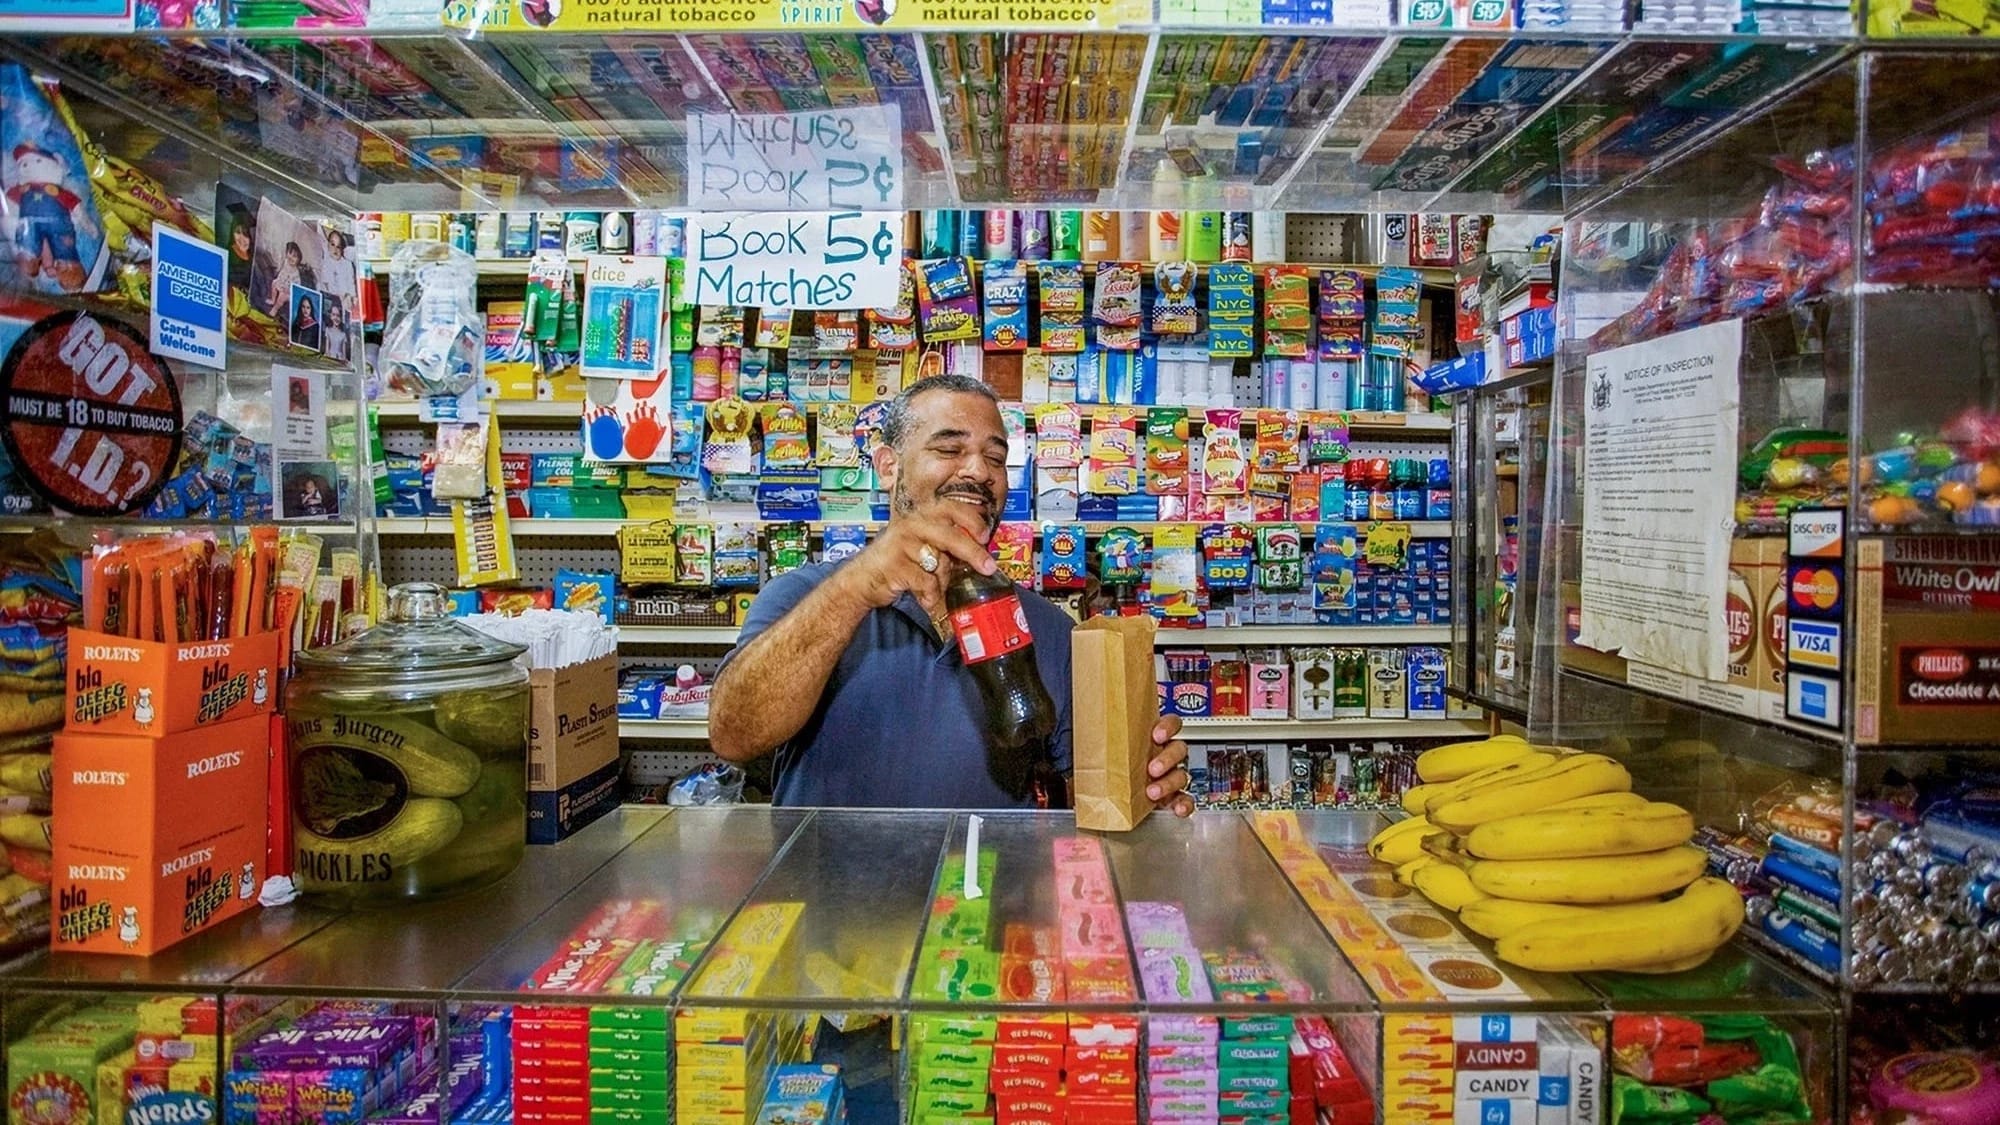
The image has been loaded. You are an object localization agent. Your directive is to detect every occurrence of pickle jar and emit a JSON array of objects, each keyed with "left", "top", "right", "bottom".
[{"left": 285, "top": 582, "right": 528, "bottom": 904}]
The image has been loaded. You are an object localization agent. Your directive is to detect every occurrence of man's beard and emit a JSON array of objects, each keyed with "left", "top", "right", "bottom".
[{"left": 894, "top": 476, "right": 999, "bottom": 539}]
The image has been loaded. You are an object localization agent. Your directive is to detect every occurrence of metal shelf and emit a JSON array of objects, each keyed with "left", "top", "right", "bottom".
[
  {"left": 619, "top": 625, "right": 741, "bottom": 644},
  {"left": 1157, "top": 625, "right": 1450, "bottom": 644},
  {"left": 362, "top": 256, "right": 555, "bottom": 277},
  {"left": 375, "top": 516, "right": 1453, "bottom": 537},
  {"left": 609, "top": 623, "right": 1450, "bottom": 647},
  {"left": 618, "top": 718, "right": 712, "bottom": 740},
  {"left": 1177, "top": 717, "right": 1487, "bottom": 739},
  {"left": 372, "top": 399, "right": 588, "bottom": 422},
  {"left": 368, "top": 398, "right": 1449, "bottom": 432}
]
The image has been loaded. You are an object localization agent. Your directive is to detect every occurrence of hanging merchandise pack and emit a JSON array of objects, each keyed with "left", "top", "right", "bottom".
[{"left": 379, "top": 241, "right": 483, "bottom": 405}]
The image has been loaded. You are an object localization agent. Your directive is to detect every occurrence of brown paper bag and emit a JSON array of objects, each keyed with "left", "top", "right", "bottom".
[{"left": 1071, "top": 613, "right": 1159, "bottom": 832}]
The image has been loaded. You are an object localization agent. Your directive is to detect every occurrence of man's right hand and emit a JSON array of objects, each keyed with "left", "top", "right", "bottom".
[{"left": 830, "top": 507, "right": 999, "bottom": 615}]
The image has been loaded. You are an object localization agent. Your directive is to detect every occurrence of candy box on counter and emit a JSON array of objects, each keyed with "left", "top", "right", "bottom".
[
  {"left": 753, "top": 1064, "right": 844, "bottom": 1125},
  {"left": 64, "top": 627, "right": 281, "bottom": 736},
  {"left": 528, "top": 652, "right": 619, "bottom": 844},
  {"left": 50, "top": 712, "right": 269, "bottom": 955}
]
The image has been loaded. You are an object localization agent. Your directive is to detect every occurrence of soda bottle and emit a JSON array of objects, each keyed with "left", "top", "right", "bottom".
[{"left": 945, "top": 562, "right": 1059, "bottom": 793}]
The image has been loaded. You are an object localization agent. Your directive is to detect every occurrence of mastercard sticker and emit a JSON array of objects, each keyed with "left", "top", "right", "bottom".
[{"left": 1787, "top": 562, "right": 1844, "bottom": 618}]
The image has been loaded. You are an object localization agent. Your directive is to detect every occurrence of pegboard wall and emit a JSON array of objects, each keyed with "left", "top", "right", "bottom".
[
  {"left": 1284, "top": 214, "right": 1363, "bottom": 263},
  {"left": 627, "top": 749, "right": 722, "bottom": 786},
  {"left": 377, "top": 535, "right": 619, "bottom": 587}
]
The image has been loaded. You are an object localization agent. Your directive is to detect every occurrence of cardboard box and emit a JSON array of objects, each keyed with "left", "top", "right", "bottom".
[
  {"left": 1073, "top": 614, "right": 1159, "bottom": 832},
  {"left": 65, "top": 627, "right": 280, "bottom": 736},
  {"left": 529, "top": 652, "right": 621, "bottom": 844},
  {"left": 51, "top": 713, "right": 270, "bottom": 955},
  {"left": 1854, "top": 536, "right": 2000, "bottom": 744},
  {"left": 1557, "top": 582, "right": 1626, "bottom": 682}
]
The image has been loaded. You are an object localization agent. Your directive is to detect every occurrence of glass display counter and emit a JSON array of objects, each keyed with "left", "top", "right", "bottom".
[{"left": 0, "top": 806, "right": 1841, "bottom": 1125}]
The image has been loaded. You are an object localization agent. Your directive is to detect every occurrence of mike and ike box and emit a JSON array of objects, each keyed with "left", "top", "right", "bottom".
[
  {"left": 50, "top": 713, "right": 270, "bottom": 956},
  {"left": 65, "top": 626, "right": 281, "bottom": 737}
]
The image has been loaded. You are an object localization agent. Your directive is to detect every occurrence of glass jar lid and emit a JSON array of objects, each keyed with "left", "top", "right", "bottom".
[{"left": 293, "top": 582, "right": 526, "bottom": 673}]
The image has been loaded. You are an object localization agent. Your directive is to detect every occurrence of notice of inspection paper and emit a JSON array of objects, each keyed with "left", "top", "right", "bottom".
[{"left": 1577, "top": 319, "right": 1742, "bottom": 682}]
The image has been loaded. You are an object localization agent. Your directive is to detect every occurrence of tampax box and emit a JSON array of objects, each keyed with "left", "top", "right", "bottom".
[
  {"left": 65, "top": 626, "right": 281, "bottom": 736},
  {"left": 51, "top": 712, "right": 270, "bottom": 955}
]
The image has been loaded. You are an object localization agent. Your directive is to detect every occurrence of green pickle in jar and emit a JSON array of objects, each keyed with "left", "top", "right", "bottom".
[{"left": 286, "top": 583, "right": 528, "bottom": 904}]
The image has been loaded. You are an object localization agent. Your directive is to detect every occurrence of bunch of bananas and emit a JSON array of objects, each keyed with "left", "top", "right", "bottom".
[{"left": 1370, "top": 736, "right": 1744, "bottom": 974}]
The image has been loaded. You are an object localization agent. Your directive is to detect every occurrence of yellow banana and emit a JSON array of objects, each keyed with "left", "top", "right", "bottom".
[
  {"left": 1495, "top": 877, "right": 1745, "bottom": 972},
  {"left": 1419, "top": 752, "right": 1562, "bottom": 817},
  {"left": 1394, "top": 856, "right": 1435, "bottom": 887},
  {"left": 1378, "top": 828, "right": 1444, "bottom": 867},
  {"left": 1614, "top": 949, "right": 1718, "bottom": 974},
  {"left": 1457, "top": 898, "right": 1606, "bottom": 941},
  {"left": 1544, "top": 791, "right": 1649, "bottom": 813},
  {"left": 1421, "top": 831, "right": 1475, "bottom": 868},
  {"left": 1414, "top": 735, "right": 1532, "bottom": 783},
  {"left": 1464, "top": 802, "right": 1695, "bottom": 861},
  {"left": 1467, "top": 845, "right": 1707, "bottom": 905},
  {"left": 1429, "top": 754, "right": 1632, "bottom": 834},
  {"left": 1368, "top": 816, "right": 1436, "bottom": 862},
  {"left": 1401, "top": 784, "right": 1449, "bottom": 815},
  {"left": 1411, "top": 863, "right": 1488, "bottom": 913}
]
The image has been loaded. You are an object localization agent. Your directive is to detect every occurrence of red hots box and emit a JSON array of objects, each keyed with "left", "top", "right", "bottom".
[
  {"left": 65, "top": 627, "right": 281, "bottom": 736},
  {"left": 50, "top": 712, "right": 270, "bottom": 955}
]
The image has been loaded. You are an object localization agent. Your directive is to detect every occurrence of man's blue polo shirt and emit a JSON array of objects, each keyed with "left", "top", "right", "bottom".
[{"left": 720, "top": 559, "right": 1075, "bottom": 809}]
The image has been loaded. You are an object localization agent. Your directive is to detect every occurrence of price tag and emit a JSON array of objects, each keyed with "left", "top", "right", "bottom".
[
  {"left": 1363, "top": 522, "right": 1411, "bottom": 569},
  {"left": 689, "top": 106, "right": 903, "bottom": 211},
  {"left": 688, "top": 211, "right": 903, "bottom": 311}
]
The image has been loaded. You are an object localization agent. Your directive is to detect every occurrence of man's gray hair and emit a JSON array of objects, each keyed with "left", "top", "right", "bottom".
[{"left": 878, "top": 374, "right": 1001, "bottom": 451}]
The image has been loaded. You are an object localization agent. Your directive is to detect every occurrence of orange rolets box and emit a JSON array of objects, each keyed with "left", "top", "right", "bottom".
[
  {"left": 50, "top": 712, "right": 269, "bottom": 955},
  {"left": 65, "top": 627, "right": 281, "bottom": 736}
]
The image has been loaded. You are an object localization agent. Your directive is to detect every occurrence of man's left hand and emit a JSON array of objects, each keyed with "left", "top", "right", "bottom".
[{"left": 1146, "top": 716, "right": 1196, "bottom": 817}]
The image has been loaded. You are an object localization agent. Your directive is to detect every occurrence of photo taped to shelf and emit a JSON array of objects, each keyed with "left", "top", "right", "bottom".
[
  {"left": 272, "top": 363, "right": 327, "bottom": 461},
  {"left": 251, "top": 196, "right": 330, "bottom": 335},
  {"left": 288, "top": 284, "right": 322, "bottom": 353},
  {"left": 278, "top": 458, "right": 339, "bottom": 520}
]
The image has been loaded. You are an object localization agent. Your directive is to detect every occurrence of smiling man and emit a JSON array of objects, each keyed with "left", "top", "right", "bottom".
[{"left": 709, "top": 374, "right": 1195, "bottom": 813}]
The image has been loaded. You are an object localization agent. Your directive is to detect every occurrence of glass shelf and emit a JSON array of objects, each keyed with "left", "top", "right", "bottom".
[
  {"left": 11, "top": 33, "right": 1998, "bottom": 217},
  {"left": 452, "top": 806, "right": 813, "bottom": 1002},
  {"left": 1105, "top": 810, "right": 1374, "bottom": 1012},
  {"left": 229, "top": 807, "right": 668, "bottom": 996},
  {"left": 681, "top": 810, "right": 949, "bottom": 1010}
]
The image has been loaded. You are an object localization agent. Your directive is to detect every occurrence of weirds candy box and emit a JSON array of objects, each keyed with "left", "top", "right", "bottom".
[{"left": 51, "top": 712, "right": 268, "bottom": 955}]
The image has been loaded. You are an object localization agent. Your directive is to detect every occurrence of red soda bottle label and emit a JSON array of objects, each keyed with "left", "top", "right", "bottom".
[{"left": 950, "top": 594, "right": 1033, "bottom": 664}]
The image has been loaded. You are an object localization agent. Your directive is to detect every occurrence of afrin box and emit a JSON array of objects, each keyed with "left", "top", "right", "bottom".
[{"left": 51, "top": 713, "right": 270, "bottom": 955}]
